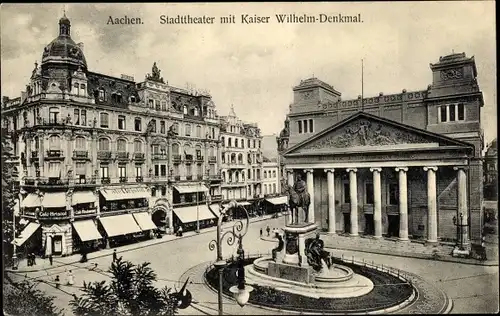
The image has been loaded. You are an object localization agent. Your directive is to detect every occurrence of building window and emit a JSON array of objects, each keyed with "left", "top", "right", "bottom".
[
  {"left": 98, "top": 138, "right": 110, "bottom": 151},
  {"left": 264, "top": 171, "right": 267, "bottom": 178},
  {"left": 161, "top": 101, "right": 167, "bottom": 111},
  {"left": 247, "top": 139, "right": 250, "bottom": 148},
  {"left": 148, "top": 99, "right": 154, "bottom": 108},
  {"left": 49, "top": 135, "right": 60, "bottom": 150},
  {"left": 152, "top": 145, "right": 159, "bottom": 155},
  {"left": 172, "top": 143, "right": 180, "bottom": 155},
  {"left": 100, "top": 165, "right": 109, "bottom": 178},
  {"left": 173, "top": 122, "right": 179, "bottom": 134},
  {"left": 154, "top": 164, "right": 160, "bottom": 177},
  {"left": 160, "top": 121, "right": 165, "bottom": 134},
  {"left": 75, "top": 136, "right": 86, "bottom": 149},
  {"left": 118, "top": 165, "right": 127, "bottom": 178},
  {"left": 235, "top": 139, "right": 239, "bottom": 148},
  {"left": 134, "top": 118, "right": 142, "bottom": 131},
  {"left": 228, "top": 138, "right": 232, "bottom": 147},
  {"left": 100, "top": 112, "right": 109, "bottom": 128},
  {"left": 74, "top": 83, "right": 79, "bottom": 95},
  {"left": 183, "top": 105, "right": 188, "bottom": 115},
  {"left": 273, "top": 183, "right": 276, "bottom": 193},
  {"left": 152, "top": 187, "right": 157, "bottom": 197},
  {"left": 253, "top": 140, "right": 256, "bottom": 148},
  {"left": 135, "top": 166, "right": 142, "bottom": 177},
  {"left": 118, "top": 115, "right": 126, "bottom": 130},
  {"left": 134, "top": 140, "right": 142, "bottom": 152},
  {"left": 49, "top": 107, "right": 59, "bottom": 124},
  {"left": 155, "top": 100, "right": 161, "bottom": 111},
  {"left": 161, "top": 186, "right": 167, "bottom": 196},
  {"left": 196, "top": 125, "right": 201, "bottom": 138},
  {"left": 309, "top": 119, "right": 314, "bottom": 133},
  {"left": 99, "top": 89, "right": 105, "bottom": 100},
  {"left": 388, "top": 183, "right": 399, "bottom": 205},
  {"left": 150, "top": 119, "right": 157, "bottom": 133},
  {"left": 303, "top": 120, "right": 308, "bottom": 133},
  {"left": 160, "top": 165, "right": 167, "bottom": 177},
  {"left": 81, "top": 110, "right": 87, "bottom": 126},
  {"left": 117, "top": 139, "right": 127, "bottom": 152},
  {"left": 457, "top": 103, "right": 465, "bottom": 120},
  {"left": 343, "top": 182, "right": 350, "bottom": 204},
  {"left": 76, "top": 162, "right": 86, "bottom": 176},
  {"left": 74, "top": 109, "right": 80, "bottom": 125},
  {"left": 185, "top": 124, "right": 191, "bottom": 136},
  {"left": 186, "top": 164, "right": 192, "bottom": 176},
  {"left": 196, "top": 149, "right": 202, "bottom": 160},
  {"left": 365, "top": 182, "right": 374, "bottom": 205},
  {"left": 439, "top": 103, "right": 466, "bottom": 123},
  {"left": 80, "top": 84, "right": 86, "bottom": 95}
]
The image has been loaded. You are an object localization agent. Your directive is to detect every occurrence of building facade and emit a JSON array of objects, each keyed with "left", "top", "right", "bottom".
[
  {"left": 483, "top": 138, "right": 497, "bottom": 200},
  {"left": 262, "top": 158, "right": 280, "bottom": 197},
  {"left": 219, "top": 106, "right": 263, "bottom": 201},
  {"left": 277, "top": 53, "right": 484, "bottom": 248},
  {"left": 2, "top": 15, "right": 222, "bottom": 256}
]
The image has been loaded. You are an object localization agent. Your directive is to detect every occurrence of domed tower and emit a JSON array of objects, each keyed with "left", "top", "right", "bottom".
[{"left": 40, "top": 13, "right": 87, "bottom": 94}]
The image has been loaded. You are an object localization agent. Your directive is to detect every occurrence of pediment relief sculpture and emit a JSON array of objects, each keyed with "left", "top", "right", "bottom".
[{"left": 302, "top": 119, "right": 431, "bottom": 150}]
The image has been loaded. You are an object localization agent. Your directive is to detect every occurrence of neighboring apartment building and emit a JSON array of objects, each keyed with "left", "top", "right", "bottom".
[
  {"left": 262, "top": 158, "right": 280, "bottom": 197},
  {"left": 277, "top": 52, "right": 485, "bottom": 250},
  {"left": 219, "top": 106, "right": 263, "bottom": 201},
  {"left": 1, "top": 14, "right": 222, "bottom": 256},
  {"left": 483, "top": 138, "right": 497, "bottom": 200}
]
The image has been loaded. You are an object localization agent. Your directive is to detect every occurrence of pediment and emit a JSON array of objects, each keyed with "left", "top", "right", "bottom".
[
  {"left": 285, "top": 112, "right": 472, "bottom": 155},
  {"left": 46, "top": 224, "right": 65, "bottom": 233}
]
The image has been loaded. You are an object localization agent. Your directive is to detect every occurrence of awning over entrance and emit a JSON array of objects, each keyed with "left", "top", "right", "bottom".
[
  {"left": 13, "top": 222, "right": 40, "bottom": 246},
  {"left": 100, "top": 186, "right": 150, "bottom": 201},
  {"left": 99, "top": 214, "right": 142, "bottom": 237},
  {"left": 72, "top": 220, "right": 102, "bottom": 242},
  {"left": 72, "top": 191, "right": 96, "bottom": 205},
  {"left": 173, "top": 205, "right": 217, "bottom": 223},
  {"left": 41, "top": 192, "right": 67, "bottom": 208},
  {"left": 21, "top": 193, "right": 42, "bottom": 208},
  {"left": 133, "top": 212, "right": 157, "bottom": 231},
  {"left": 174, "top": 184, "right": 209, "bottom": 194},
  {"left": 266, "top": 196, "right": 288, "bottom": 205}
]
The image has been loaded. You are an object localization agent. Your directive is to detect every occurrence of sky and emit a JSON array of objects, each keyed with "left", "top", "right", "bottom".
[{"left": 1, "top": 2, "right": 496, "bottom": 144}]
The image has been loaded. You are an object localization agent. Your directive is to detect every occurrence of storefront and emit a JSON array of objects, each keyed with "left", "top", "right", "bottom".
[
  {"left": 264, "top": 196, "right": 288, "bottom": 215},
  {"left": 172, "top": 204, "right": 219, "bottom": 232}
]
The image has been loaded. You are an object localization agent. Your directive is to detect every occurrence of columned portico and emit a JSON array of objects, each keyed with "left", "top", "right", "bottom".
[
  {"left": 424, "top": 166, "right": 438, "bottom": 244},
  {"left": 454, "top": 166, "right": 470, "bottom": 250},
  {"left": 395, "top": 167, "right": 409, "bottom": 241},
  {"left": 324, "top": 169, "right": 335, "bottom": 234},
  {"left": 304, "top": 169, "right": 315, "bottom": 224},
  {"left": 346, "top": 168, "right": 358, "bottom": 236},
  {"left": 369, "top": 168, "right": 382, "bottom": 238}
]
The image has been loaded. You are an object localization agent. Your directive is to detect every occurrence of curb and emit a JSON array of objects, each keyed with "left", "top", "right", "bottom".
[
  {"left": 325, "top": 245, "right": 499, "bottom": 267},
  {"left": 6, "top": 215, "right": 283, "bottom": 274}
]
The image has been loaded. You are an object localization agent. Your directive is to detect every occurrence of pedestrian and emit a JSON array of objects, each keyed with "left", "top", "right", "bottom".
[
  {"left": 266, "top": 225, "right": 270, "bottom": 237},
  {"left": 260, "top": 228, "right": 263, "bottom": 237},
  {"left": 55, "top": 275, "right": 61, "bottom": 289},
  {"left": 112, "top": 249, "right": 117, "bottom": 262},
  {"left": 481, "top": 235, "right": 487, "bottom": 261},
  {"left": 27, "top": 253, "right": 32, "bottom": 267},
  {"left": 67, "top": 270, "right": 74, "bottom": 286},
  {"left": 31, "top": 253, "right": 36, "bottom": 266},
  {"left": 48, "top": 254, "right": 53, "bottom": 266}
]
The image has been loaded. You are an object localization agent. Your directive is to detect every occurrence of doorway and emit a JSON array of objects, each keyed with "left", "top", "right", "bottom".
[
  {"left": 343, "top": 213, "right": 351, "bottom": 234},
  {"left": 387, "top": 215, "right": 400, "bottom": 237},
  {"left": 52, "top": 235, "right": 63, "bottom": 255},
  {"left": 364, "top": 214, "right": 374, "bottom": 235}
]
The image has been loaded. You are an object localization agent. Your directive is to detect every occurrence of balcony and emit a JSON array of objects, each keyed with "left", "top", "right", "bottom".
[
  {"left": 196, "top": 156, "right": 204, "bottom": 162},
  {"left": 37, "top": 177, "right": 70, "bottom": 187},
  {"left": 73, "top": 150, "right": 89, "bottom": 160},
  {"left": 136, "top": 176, "right": 144, "bottom": 183},
  {"left": 31, "top": 151, "right": 39, "bottom": 161},
  {"left": 116, "top": 152, "right": 130, "bottom": 161},
  {"left": 173, "top": 155, "right": 181, "bottom": 164},
  {"left": 101, "top": 177, "right": 111, "bottom": 184},
  {"left": 185, "top": 155, "right": 194, "bottom": 162},
  {"left": 119, "top": 177, "right": 128, "bottom": 183},
  {"left": 97, "top": 151, "right": 112, "bottom": 160},
  {"left": 46, "top": 150, "right": 63, "bottom": 159},
  {"left": 209, "top": 175, "right": 222, "bottom": 181},
  {"left": 209, "top": 156, "right": 217, "bottom": 163},
  {"left": 134, "top": 152, "right": 145, "bottom": 161},
  {"left": 186, "top": 175, "right": 193, "bottom": 180},
  {"left": 174, "top": 175, "right": 181, "bottom": 181},
  {"left": 152, "top": 153, "right": 167, "bottom": 160}
]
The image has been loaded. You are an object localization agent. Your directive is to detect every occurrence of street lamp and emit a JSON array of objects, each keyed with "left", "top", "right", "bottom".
[
  {"left": 453, "top": 213, "right": 467, "bottom": 250},
  {"left": 207, "top": 200, "right": 253, "bottom": 315}
]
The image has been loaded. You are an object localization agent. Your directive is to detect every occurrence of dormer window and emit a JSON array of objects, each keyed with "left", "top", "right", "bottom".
[
  {"left": 183, "top": 105, "right": 188, "bottom": 115},
  {"left": 99, "top": 89, "right": 105, "bottom": 101},
  {"left": 148, "top": 99, "right": 154, "bottom": 108},
  {"left": 80, "top": 84, "right": 86, "bottom": 96},
  {"left": 73, "top": 83, "right": 80, "bottom": 95},
  {"left": 194, "top": 108, "right": 199, "bottom": 116}
]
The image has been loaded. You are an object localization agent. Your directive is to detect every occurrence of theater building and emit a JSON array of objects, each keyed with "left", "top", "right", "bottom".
[
  {"left": 2, "top": 14, "right": 222, "bottom": 256},
  {"left": 278, "top": 53, "right": 484, "bottom": 249}
]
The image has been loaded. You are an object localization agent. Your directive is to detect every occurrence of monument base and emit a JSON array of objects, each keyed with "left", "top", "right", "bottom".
[{"left": 268, "top": 261, "right": 315, "bottom": 284}]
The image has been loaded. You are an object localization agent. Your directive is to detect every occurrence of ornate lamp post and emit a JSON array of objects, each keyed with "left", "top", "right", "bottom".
[
  {"left": 453, "top": 213, "right": 467, "bottom": 250},
  {"left": 207, "top": 200, "right": 254, "bottom": 315}
]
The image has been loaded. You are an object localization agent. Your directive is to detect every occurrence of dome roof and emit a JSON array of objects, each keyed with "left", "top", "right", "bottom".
[{"left": 41, "top": 14, "right": 87, "bottom": 69}]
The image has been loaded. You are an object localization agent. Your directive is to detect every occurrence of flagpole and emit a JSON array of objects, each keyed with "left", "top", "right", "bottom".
[{"left": 361, "top": 58, "right": 364, "bottom": 111}]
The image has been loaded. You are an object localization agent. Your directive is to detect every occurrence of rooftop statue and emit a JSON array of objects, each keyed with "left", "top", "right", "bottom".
[{"left": 147, "top": 62, "right": 165, "bottom": 83}]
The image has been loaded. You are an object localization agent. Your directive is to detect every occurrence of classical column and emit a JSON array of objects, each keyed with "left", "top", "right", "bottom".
[
  {"left": 424, "top": 166, "right": 438, "bottom": 244},
  {"left": 396, "top": 167, "right": 409, "bottom": 241},
  {"left": 347, "top": 168, "right": 359, "bottom": 236},
  {"left": 298, "top": 234, "right": 308, "bottom": 267},
  {"left": 370, "top": 168, "right": 382, "bottom": 238},
  {"left": 454, "top": 166, "right": 470, "bottom": 249},
  {"left": 324, "top": 169, "right": 336, "bottom": 234},
  {"left": 287, "top": 169, "right": 294, "bottom": 187},
  {"left": 304, "top": 169, "right": 315, "bottom": 224}
]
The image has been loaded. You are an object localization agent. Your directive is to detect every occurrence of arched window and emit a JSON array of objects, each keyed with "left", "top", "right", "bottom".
[
  {"left": 222, "top": 171, "right": 227, "bottom": 182},
  {"left": 210, "top": 146, "right": 216, "bottom": 157},
  {"left": 183, "top": 144, "right": 191, "bottom": 155},
  {"left": 98, "top": 138, "right": 110, "bottom": 151},
  {"left": 172, "top": 143, "right": 180, "bottom": 155},
  {"left": 80, "top": 84, "right": 86, "bottom": 96},
  {"left": 75, "top": 136, "right": 86, "bottom": 149},
  {"left": 264, "top": 171, "right": 267, "bottom": 178},
  {"left": 231, "top": 153, "right": 236, "bottom": 163},
  {"left": 34, "top": 136, "right": 39, "bottom": 151},
  {"left": 228, "top": 138, "right": 232, "bottom": 147},
  {"left": 183, "top": 105, "right": 188, "bottom": 115},
  {"left": 238, "top": 153, "right": 243, "bottom": 164},
  {"left": 195, "top": 145, "right": 202, "bottom": 160},
  {"left": 117, "top": 139, "right": 127, "bottom": 152},
  {"left": 134, "top": 140, "right": 142, "bottom": 152},
  {"left": 273, "top": 170, "right": 277, "bottom": 178},
  {"left": 235, "top": 139, "right": 239, "bottom": 148},
  {"left": 49, "top": 135, "right": 60, "bottom": 150},
  {"left": 196, "top": 125, "right": 201, "bottom": 138},
  {"left": 185, "top": 124, "right": 191, "bottom": 136},
  {"left": 221, "top": 136, "right": 225, "bottom": 147},
  {"left": 74, "top": 83, "right": 80, "bottom": 95},
  {"left": 173, "top": 122, "right": 179, "bottom": 134}
]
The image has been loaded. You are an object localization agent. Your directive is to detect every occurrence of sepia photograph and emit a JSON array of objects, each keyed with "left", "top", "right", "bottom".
[{"left": 1, "top": 2, "right": 497, "bottom": 315}]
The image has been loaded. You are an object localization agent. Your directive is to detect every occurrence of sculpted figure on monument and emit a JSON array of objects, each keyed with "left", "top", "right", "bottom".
[
  {"left": 305, "top": 233, "right": 332, "bottom": 272},
  {"left": 282, "top": 175, "right": 311, "bottom": 225},
  {"left": 272, "top": 233, "right": 284, "bottom": 262}
]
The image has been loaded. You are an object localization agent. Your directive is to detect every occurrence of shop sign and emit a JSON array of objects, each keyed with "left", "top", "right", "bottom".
[
  {"left": 74, "top": 208, "right": 97, "bottom": 216},
  {"left": 38, "top": 210, "right": 68, "bottom": 219},
  {"left": 23, "top": 210, "right": 36, "bottom": 217}
]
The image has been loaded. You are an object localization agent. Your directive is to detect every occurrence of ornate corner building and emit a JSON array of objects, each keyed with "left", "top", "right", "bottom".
[
  {"left": 277, "top": 53, "right": 485, "bottom": 248},
  {"left": 2, "top": 15, "right": 223, "bottom": 256}
]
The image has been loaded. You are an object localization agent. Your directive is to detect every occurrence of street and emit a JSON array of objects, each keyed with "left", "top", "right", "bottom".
[{"left": 8, "top": 216, "right": 499, "bottom": 315}]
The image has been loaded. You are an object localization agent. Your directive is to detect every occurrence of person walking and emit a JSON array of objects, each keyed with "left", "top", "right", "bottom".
[
  {"left": 27, "top": 253, "right": 32, "bottom": 267},
  {"left": 48, "top": 254, "right": 53, "bottom": 266},
  {"left": 112, "top": 249, "right": 117, "bottom": 262},
  {"left": 31, "top": 253, "right": 36, "bottom": 266},
  {"left": 55, "top": 275, "right": 61, "bottom": 289},
  {"left": 266, "top": 225, "right": 270, "bottom": 237},
  {"left": 260, "top": 228, "right": 263, "bottom": 237},
  {"left": 67, "top": 270, "right": 74, "bottom": 286}
]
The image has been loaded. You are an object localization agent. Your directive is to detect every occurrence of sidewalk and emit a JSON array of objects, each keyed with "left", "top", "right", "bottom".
[{"left": 6, "top": 214, "right": 284, "bottom": 273}]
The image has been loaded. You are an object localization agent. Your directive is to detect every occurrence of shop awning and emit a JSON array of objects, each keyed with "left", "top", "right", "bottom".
[
  {"left": 72, "top": 220, "right": 102, "bottom": 242},
  {"left": 41, "top": 192, "right": 67, "bottom": 208},
  {"left": 266, "top": 196, "right": 288, "bottom": 205},
  {"left": 132, "top": 212, "right": 157, "bottom": 231},
  {"left": 222, "top": 201, "right": 252, "bottom": 208},
  {"left": 21, "top": 194, "right": 42, "bottom": 208},
  {"left": 13, "top": 222, "right": 40, "bottom": 246},
  {"left": 100, "top": 186, "right": 150, "bottom": 201},
  {"left": 173, "top": 205, "right": 217, "bottom": 223},
  {"left": 99, "top": 214, "right": 142, "bottom": 237},
  {"left": 14, "top": 200, "right": 20, "bottom": 216},
  {"left": 72, "top": 191, "right": 96, "bottom": 205},
  {"left": 173, "top": 184, "right": 209, "bottom": 194}
]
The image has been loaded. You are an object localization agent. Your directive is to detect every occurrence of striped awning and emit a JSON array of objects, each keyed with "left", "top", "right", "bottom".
[
  {"left": 41, "top": 192, "right": 67, "bottom": 208},
  {"left": 133, "top": 212, "right": 157, "bottom": 231},
  {"left": 72, "top": 191, "right": 96, "bottom": 205},
  {"left": 99, "top": 214, "right": 142, "bottom": 237},
  {"left": 173, "top": 205, "right": 217, "bottom": 223},
  {"left": 21, "top": 194, "right": 42, "bottom": 208},
  {"left": 72, "top": 220, "right": 102, "bottom": 242},
  {"left": 100, "top": 186, "right": 150, "bottom": 201}
]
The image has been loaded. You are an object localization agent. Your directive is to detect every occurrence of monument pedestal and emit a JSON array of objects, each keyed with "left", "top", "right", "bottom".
[{"left": 268, "top": 222, "right": 318, "bottom": 284}]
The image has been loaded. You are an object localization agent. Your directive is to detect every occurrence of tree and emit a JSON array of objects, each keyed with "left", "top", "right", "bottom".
[
  {"left": 71, "top": 257, "right": 189, "bottom": 316},
  {"left": 1, "top": 127, "right": 20, "bottom": 268},
  {"left": 3, "top": 276, "right": 63, "bottom": 316}
]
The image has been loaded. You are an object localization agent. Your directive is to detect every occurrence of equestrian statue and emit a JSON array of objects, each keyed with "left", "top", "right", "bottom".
[{"left": 282, "top": 174, "right": 311, "bottom": 225}]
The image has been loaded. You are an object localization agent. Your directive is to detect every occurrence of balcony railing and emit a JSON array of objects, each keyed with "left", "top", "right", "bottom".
[
  {"left": 173, "top": 155, "right": 181, "bottom": 163},
  {"left": 46, "top": 149, "right": 63, "bottom": 158},
  {"left": 209, "top": 156, "right": 217, "bottom": 163},
  {"left": 186, "top": 175, "right": 193, "bottom": 180},
  {"left": 133, "top": 152, "right": 145, "bottom": 160},
  {"left": 209, "top": 175, "right": 222, "bottom": 181},
  {"left": 119, "top": 177, "right": 128, "bottom": 183},
  {"left": 101, "top": 177, "right": 111, "bottom": 184},
  {"left": 196, "top": 156, "right": 204, "bottom": 162},
  {"left": 97, "top": 151, "right": 112, "bottom": 160},
  {"left": 152, "top": 153, "right": 167, "bottom": 160},
  {"left": 73, "top": 150, "right": 89, "bottom": 159},
  {"left": 185, "top": 154, "right": 194, "bottom": 161},
  {"left": 31, "top": 151, "right": 39, "bottom": 160},
  {"left": 116, "top": 152, "right": 129, "bottom": 160},
  {"left": 136, "top": 176, "right": 144, "bottom": 183},
  {"left": 174, "top": 175, "right": 181, "bottom": 181}
]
